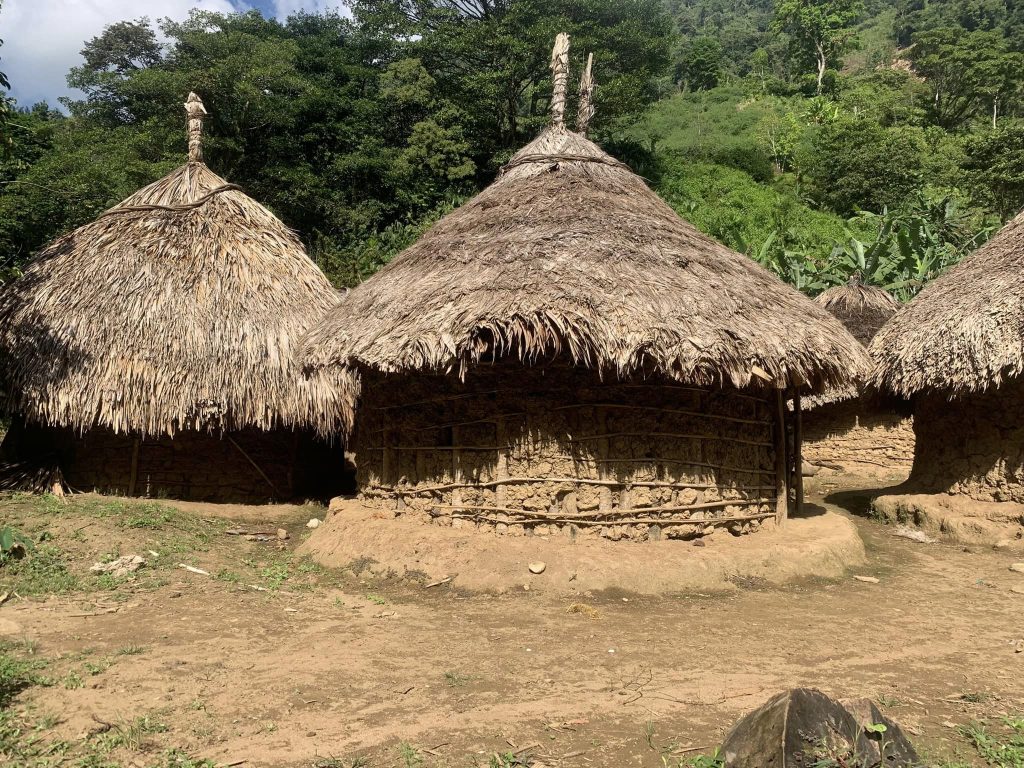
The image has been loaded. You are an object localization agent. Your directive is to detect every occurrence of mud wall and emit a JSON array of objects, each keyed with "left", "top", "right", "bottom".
[
  {"left": 911, "top": 380, "right": 1024, "bottom": 503},
  {"left": 802, "top": 398, "right": 914, "bottom": 475},
  {"left": 355, "top": 365, "right": 784, "bottom": 540},
  {"left": 7, "top": 424, "right": 344, "bottom": 503}
]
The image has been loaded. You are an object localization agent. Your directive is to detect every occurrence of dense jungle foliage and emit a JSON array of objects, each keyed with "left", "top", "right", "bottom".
[{"left": 0, "top": 0, "right": 1022, "bottom": 297}]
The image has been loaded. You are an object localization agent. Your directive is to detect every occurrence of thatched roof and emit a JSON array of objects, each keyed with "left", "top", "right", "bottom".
[
  {"left": 870, "top": 208, "right": 1024, "bottom": 397},
  {"left": 0, "top": 93, "right": 353, "bottom": 437},
  {"left": 815, "top": 277, "right": 900, "bottom": 347},
  {"left": 302, "top": 38, "right": 868, "bottom": 394}
]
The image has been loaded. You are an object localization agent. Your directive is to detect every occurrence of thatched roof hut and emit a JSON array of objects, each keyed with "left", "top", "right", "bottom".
[
  {"left": 0, "top": 94, "right": 353, "bottom": 501},
  {"left": 0, "top": 93, "right": 352, "bottom": 437},
  {"left": 815, "top": 276, "right": 900, "bottom": 348},
  {"left": 302, "top": 36, "right": 868, "bottom": 538},
  {"left": 869, "top": 209, "right": 1024, "bottom": 503},
  {"left": 870, "top": 209, "right": 1024, "bottom": 398},
  {"left": 799, "top": 278, "right": 914, "bottom": 475}
]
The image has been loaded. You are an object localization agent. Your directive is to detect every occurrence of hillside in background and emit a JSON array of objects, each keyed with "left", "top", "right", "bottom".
[{"left": 0, "top": 0, "right": 1022, "bottom": 296}]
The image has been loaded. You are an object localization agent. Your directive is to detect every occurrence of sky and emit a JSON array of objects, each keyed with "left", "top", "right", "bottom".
[{"left": 1, "top": 0, "right": 350, "bottom": 108}]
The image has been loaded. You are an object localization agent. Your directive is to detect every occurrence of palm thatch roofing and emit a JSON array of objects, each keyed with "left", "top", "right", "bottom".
[
  {"left": 303, "top": 39, "right": 869, "bottom": 394},
  {"left": 815, "top": 277, "right": 900, "bottom": 347},
  {"left": 870, "top": 208, "right": 1024, "bottom": 397},
  {"left": 0, "top": 93, "right": 353, "bottom": 437}
]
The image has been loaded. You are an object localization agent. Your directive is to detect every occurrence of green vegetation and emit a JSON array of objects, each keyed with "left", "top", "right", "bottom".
[{"left": 0, "top": 0, "right": 1022, "bottom": 297}]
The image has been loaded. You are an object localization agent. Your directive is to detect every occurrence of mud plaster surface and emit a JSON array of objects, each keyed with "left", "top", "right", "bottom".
[
  {"left": 356, "top": 366, "right": 783, "bottom": 541},
  {"left": 911, "top": 380, "right": 1024, "bottom": 503},
  {"left": 802, "top": 400, "right": 914, "bottom": 476},
  {"left": 872, "top": 492, "right": 1024, "bottom": 549},
  {"left": 299, "top": 498, "right": 864, "bottom": 595}
]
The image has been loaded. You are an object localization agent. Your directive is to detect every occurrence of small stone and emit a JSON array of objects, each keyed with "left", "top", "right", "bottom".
[
  {"left": 1009, "top": 563, "right": 1024, "bottom": 574},
  {"left": 305, "top": 731, "right": 317, "bottom": 737},
  {"left": 306, "top": 518, "right": 321, "bottom": 529},
  {"left": 528, "top": 561, "right": 546, "bottom": 574},
  {"left": 277, "top": 528, "right": 289, "bottom": 540},
  {"left": 168, "top": 591, "right": 182, "bottom": 599},
  {"left": 1010, "top": 586, "right": 1024, "bottom": 595},
  {"left": 522, "top": 584, "right": 530, "bottom": 591},
  {"left": 994, "top": 539, "right": 1012, "bottom": 550},
  {"left": 854, "top": 575, "right": 880, "bottom": 584},
  {"left": 692, "top": 538, "right": 706, "bottom": 547}
]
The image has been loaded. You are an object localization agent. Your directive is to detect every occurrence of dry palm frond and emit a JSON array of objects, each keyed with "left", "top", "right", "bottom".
[
  {"left": 303, "top": 125, "right": 870, "bottom": 393},
  {"left": 0, "top": 95, "right": 355, "bottom": 437},
  {"left": 870, "top": 209, "right": 1024, "bottom": 397}
]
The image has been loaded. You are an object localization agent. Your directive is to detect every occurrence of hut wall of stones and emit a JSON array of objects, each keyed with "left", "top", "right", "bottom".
[
  {"left": 355, "top": 365, "right": 785, "bottom": 541},
  {"left": 3, "top": 422, "right": 343, "bottom": 503},
  {"left": 909, "top": 379, "right": 1024, "bottom": 503},
  {"left": 801, "top": 399, "right": 914, "bottom": 474}
]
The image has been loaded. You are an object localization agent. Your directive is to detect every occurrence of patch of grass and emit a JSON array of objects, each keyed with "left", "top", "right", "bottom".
[
  {"left": 443, "top": 670, "right": 473, "bottom": 687},
  {"left": 215, "top": 569, "right": 241, "bottom": 584},
  {"left": 148, "top": 748, "right": 217, "bottom": 768},
  {"left": 62, "top": 670, "right": 83, "bottom": 690},
  {"left": 397, "top": 741, "right": 423, "bottom": 767},
  {"left": 117, "top": 644, "right": 146, "bottom": 656},
  {"left": 261, "top": 561, "right": 291, "bottom": 590},
  {"left": 960, "top": 718, "right": 1024, "bottom": 767},
  {"left": 0, "top": 543, "right": 79, "bottom": 595},
  {"left": 0, "top": 647, "right": 49, "bottom": 707},
  {"left": 366, "top": 594, "right": 386, "bottom": 605},
  {"left": 96, "top": 714, "right": 168, "bottom": 752}
]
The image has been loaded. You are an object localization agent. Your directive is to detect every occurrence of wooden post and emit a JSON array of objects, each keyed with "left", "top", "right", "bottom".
[
  {"left": 451, "top": 425, "right": 463, "bottom": 508},
  {"left": 495, "top": 418, "right": 508, "bottom": 508},
  {"left": 774, "top": 390, "right": 788, "bottom": 525},
  {"left": 794, "top": 389, "right": 804, "bottom": 516},
  {"left": 128, "top": 437, "right": 140, "bottom": 497},
  {"left": 596, "top": 406, "right": 613, "bottom": 513}
]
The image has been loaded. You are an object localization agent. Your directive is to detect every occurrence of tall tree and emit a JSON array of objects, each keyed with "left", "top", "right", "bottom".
[{"left": 771, "top": 0, "right": 862, "bottom": 94}]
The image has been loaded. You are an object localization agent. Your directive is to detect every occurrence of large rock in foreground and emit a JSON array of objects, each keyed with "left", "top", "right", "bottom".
[{"left": 721, "top": 688, "right": 919, "bottom": 767}]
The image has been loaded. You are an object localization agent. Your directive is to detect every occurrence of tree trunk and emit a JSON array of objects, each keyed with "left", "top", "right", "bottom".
[{"left": 815, "top": 41, "right": 827, "bottom": 95}]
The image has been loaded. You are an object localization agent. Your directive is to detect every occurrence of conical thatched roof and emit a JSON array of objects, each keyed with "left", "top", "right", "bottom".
[
  {"left": 870, "top": 209, "right": 1024, "bottom": 397},
  {"left": 800, "top": 279, "right": 899, "bottom": 407},
  {"left": 0, "top": 94, "right": 353, "bottom": 437},
  {"left": 815, "top": 277, "right": 900, "bottom": 347},
  {"left": 303, "top": 41, "right": 868, "bottom": 393}
]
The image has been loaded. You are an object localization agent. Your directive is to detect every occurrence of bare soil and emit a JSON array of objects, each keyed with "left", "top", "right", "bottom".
[
  {"left": 299, "top": 499, "right": 865, "bottom": 595},
  {"left": 2, "top": 478, "right": 1023, "bottom": 768}
]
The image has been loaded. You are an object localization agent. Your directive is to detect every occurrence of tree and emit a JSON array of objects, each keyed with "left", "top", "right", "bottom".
[
  {"left": 804, "top": 118, "right": 925, "bottom": 215},
  {"left": 910, "top": 27, "right": 1024, "bottom": 129},
  {"left": 678, "top": 36, "right": 723, "bottom": 90},
  {"left": 771, "top": 0, "right": 862, "bottom": 94},
  {"left": 964, "top": 121, "right": 1024, "bottom": 218}
]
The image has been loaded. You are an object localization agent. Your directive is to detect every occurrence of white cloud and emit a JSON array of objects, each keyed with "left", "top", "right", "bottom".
[
  {"left": 1, "top": 0, "right": 243, "bottom": 108},
  {"left": 270, "top": 0, "right": 350, "bottom": 22}
]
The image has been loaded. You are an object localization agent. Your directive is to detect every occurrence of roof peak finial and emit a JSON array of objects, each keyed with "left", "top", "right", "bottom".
[
  {"left": 577, "top": 52, "right": 595, "bottom": 135},
  {"left": 184, "top": 92, "right": 207, "bottom": 163},
  {"left": 549, "top": 33, "right": 570, "bottom": 128}
]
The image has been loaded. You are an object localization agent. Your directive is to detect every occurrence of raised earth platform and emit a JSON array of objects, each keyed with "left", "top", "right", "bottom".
[
  {"left": 298, "top": 498, "right": 866, "bottom": 595},
  {"left": 871, "top": 493, "right": 1024, "bottom": 549}
]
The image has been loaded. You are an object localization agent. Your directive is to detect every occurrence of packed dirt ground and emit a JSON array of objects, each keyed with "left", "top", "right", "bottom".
[{"left": 1, "top": 474, "right": 1023, "bottom": 768}]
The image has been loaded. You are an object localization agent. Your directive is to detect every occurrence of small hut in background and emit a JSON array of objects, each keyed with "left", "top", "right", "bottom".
[
  {"left": 800, "top": 277, "right": 914, "bottom": 475},
  {"left": 871, "top": 208, "right": 1024, "bottom": 503},
  {"left": 302, "top": 36, "right": 869, "bottom": 541},
  {"left": 0, "top": 94, "right": 353, "bottom": 502}
]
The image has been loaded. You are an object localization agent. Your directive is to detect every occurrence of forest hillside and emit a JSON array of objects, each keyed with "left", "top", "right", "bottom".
[{"left": 0, "top": 0, "right": 1021, "bottom": 296}]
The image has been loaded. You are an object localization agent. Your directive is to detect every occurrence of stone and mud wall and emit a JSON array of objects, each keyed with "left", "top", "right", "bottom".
[
  {"left": 910, "top": 380, "right": 1024, "bottom": 503},
  {"left": 3, "top": 422, "right": 344, "bottom": 503},
  {"left": 355, "top": 365, "right": 787, "bottom": 541},
  {"left": 801, "top": 398, "right": 914, "bottom": 476}
]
